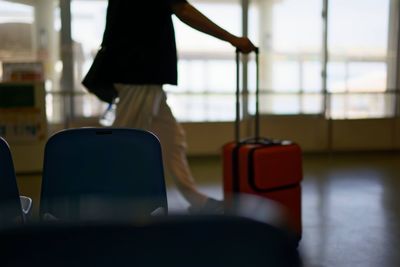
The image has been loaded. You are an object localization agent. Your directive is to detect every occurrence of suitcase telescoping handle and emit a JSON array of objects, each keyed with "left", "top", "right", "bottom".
[{"left": 235, "top": 47, "right": 260, "bottom": 143}]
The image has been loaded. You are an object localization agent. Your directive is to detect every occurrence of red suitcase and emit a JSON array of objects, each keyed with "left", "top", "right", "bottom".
[{"left": 223, "top": 49, "right": 303, "bottom": 238}]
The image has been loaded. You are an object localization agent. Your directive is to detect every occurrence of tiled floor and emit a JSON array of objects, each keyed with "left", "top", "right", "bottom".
[{"left": 179, "top": 152, "right": 400, "bottom": 267}]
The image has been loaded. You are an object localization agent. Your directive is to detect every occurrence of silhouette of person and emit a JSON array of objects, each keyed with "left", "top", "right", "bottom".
[{"left": 101, "top": 0, "right": 256, "bottom": 212}]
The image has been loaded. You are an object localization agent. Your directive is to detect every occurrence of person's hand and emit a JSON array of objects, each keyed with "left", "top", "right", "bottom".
[{"left": 230, "top": 37, "right": 257, "bottom": 54}]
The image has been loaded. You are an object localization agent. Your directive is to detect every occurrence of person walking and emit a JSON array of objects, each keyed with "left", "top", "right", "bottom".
[{"left": 100, "top": 0, "right": 257, "bottom": 212}]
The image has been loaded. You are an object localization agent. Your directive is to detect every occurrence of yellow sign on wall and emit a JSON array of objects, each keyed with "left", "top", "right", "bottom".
[
  {"left": 0, "top": 82, "right": 47, "bottom": 143},
  {"left": 0, "top": 108, "right": 45, "bottom": 142}
]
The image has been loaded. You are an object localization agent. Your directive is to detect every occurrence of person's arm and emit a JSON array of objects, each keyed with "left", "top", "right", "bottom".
[{"left": 171, "top": 1, "right": 256, "bottom": 53}]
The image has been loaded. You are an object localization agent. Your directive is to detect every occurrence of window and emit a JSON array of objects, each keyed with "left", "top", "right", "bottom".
[
  {"left": 70, "top": 0, "right": 108, "bottom": 118},
  {"left": 248, "top": 0, "right": 323, "bottom": 115},
  {"left": 0, "top": 1, "right": 35, "bottom": 74},
  {"left": 71, "top": 0, "right": 242, "bottom": 122},
  {"left": 168, "top": 0, "right": 241, "bottom": 121},
  {"left": 0, "top": 0, "right": 61, "bottom": 122},
  {"left": 1, "top": 0, "right": 398, "bottom": 123},
  {"left": 327, "top": 0, "right": 396, "bottom": 119},
  {"left": 59, "top": 0, "right": 400, "bottom": 121}
]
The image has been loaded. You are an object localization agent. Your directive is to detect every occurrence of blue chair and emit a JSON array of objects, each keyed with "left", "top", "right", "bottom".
[
  {"left": 0, "top": 215, "right": 300, "bottom": 267},
  {"left": 0, "top": 137, "right": 32, "bottom": 226},
  {"left": 40, "top": 128, "right": 168, "bottom": 221}
]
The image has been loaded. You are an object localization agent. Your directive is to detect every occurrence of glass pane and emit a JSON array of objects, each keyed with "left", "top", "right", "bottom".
[
  {"left": 70, "top": 0, "right": 108, "bottom": 117},
  {"left": 328, "top": 62, "right": 388, "bottom": 93},
  {"left": 330, "top": 93, "right": 395, "bottom": 119},
  {"left": 272, "top": 61, "right": 300, "bottom": 92},
  {"left": 303, "top": 61, "right": 322, "bottom": 93},
  {"left": 0, "top": 1, "right": 35, "bottom": 73},
  {"left": 177, "top": 60, "right": 208, "bottom": 93},
  {"left": 302, "top": 94, "right": 324, "bottom": 114},
  {"left": 248, "top": 0, "right": 323, "bottom": 115},
  {"left": 172, "top": 59, "right": 236, "bottom": 94},
  {"left": 45, "top": 92, "right": 63, "bottom": 123},
  {"left": 169, "top": 0, "right": 240, "bottom": 121},
  {"left": 0, "top": 0, "right": 61, "bottom": 122},
  {"left": 327, "top": 62, "right": 347, "bottom": 93},
  {"left": 248, "top": 93, "right": 322, "bottom": 115},
  {"left": 327, "top": 0, "right": 395, "bottom": 118},
  {"left": 174, "top": 0, "right": 241, "bottom": 53},
  {"left": 167, "top": 94, "right": 235, "bottom": 122},
  {"left": 266, "top": 94, "right": 300, "bottom": 114},
  {"left": 72, "top": 93, "right": 108, "bottom": 118},
  {"left": 249, "top": 94, "right": 299, "bottom": 114},
  {"left": 347, "top": 62, "right": 387, "bottom": 92},
  {"left": 71, "top": 0, "right": 107, "bottom": 87},
  {"left": 328, "top": 0, "right": 389, "bottom": 54}
]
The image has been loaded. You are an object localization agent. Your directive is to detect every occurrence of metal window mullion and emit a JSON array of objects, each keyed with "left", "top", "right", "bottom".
[
  {"left": 322, "top": 0, "right": 329, "bottom": 119},
  {"left": 387, "top": 0, "right": 400, "bottom": 117},
  {"left": 242, "top": 0, "right": 249, "bottom": 122},
  {"left": 241, "top": 0, "right": 251, "bottom": 137},
  {"left": 322, "top": 0, "right": 332, "bottom": 151},
  {"left": 394, "top": 0, "right": 400, "bottom": 117},
  {"left": 299, "top": 57, "right": 304, "bottom": 114}
]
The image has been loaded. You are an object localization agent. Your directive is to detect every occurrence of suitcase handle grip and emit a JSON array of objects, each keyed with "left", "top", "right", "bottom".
[
  {"left": 242, "top": 137, "right": 273, "bottom": 145},
  {"left": 235, "top": 48, "right": 260, "bottom": 143},
  {"left": 239, "top": 137, "right": 293, "bottom": 146},
  {"left": 235, "top": 47, "right": 259, "bottom": 54},
  {"left": 240, "top": 137, "right": 280, "bottom": 146}
]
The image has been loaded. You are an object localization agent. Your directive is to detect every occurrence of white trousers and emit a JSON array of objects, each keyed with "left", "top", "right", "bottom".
[{"left": 112, "top": 84, "right": 207, "bottom": 207}]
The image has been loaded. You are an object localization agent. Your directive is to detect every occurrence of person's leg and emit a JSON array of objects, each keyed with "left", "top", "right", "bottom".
[
  {"left": 148, "top": 90, "right": 208, "bottom": 208},
  {"left": 113, "top": 84, "right": 208, "bottom": 208}
]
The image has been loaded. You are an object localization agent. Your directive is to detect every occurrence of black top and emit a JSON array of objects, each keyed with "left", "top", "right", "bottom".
[{"left": 101, "top": 0, "right": 187, "bottom": 85}]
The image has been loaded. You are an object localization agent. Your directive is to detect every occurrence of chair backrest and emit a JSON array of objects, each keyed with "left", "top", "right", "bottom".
[
  {"left": 40, "top": 128, "right": 168, "bottom": 221},
  {"left": 0, "top": 137, "right": 23, "bottom": 225}
]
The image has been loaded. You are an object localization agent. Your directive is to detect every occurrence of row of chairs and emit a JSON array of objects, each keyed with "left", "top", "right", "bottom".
[
  {"left": 1, "top": 128, "right": 168, "bottom": 224},
  {"left": 1, "top": 127, "right": 301, "bottom": 266},
  {"left": 0, "top": 215, "right": 301, "bottom": 267},
  {"left": 0, "top": 136, "right": 32, "bottom": 225}
]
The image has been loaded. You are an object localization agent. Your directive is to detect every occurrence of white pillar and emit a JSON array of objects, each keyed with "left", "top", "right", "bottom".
[
  {"left": 59, "top": 0, "right": 75, "bottom": 121},
  {"left": 258, "top": 0, "right": 274, "bottom": 112},
  {"left": 387, "top": 0, "right": 400, "bottom": 116},
  {"left": 33, "top": 0, "right": 57, "bottom": 86}
]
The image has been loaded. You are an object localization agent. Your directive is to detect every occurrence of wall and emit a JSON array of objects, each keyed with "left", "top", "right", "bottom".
[
  {"left": 8, "top": 116, "right": 400, "bottom": 173},
  {"left": 396, "top": 118, "right": 400, "bottom": 149},
  {"left": 331, "top": 119, "right": 396, "bottom": 151},
  {"left": 183, "top": 116, "right": 400, "bottom": 155},
  {"left": 2, "top": 82, "right": 47, "bottom": 173}
]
